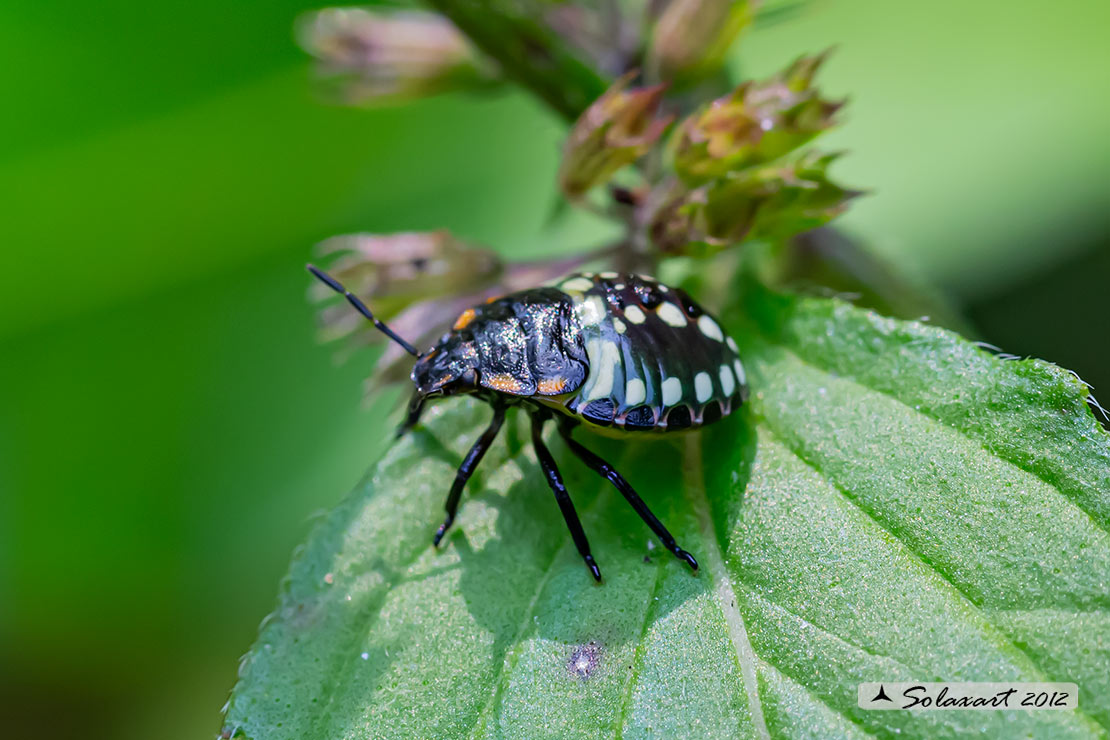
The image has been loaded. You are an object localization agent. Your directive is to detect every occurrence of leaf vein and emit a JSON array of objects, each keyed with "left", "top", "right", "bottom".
[
  {"left": 737, "top": 580, "right": 916, "bottom": 671},
  {"left": 315, "top": 421, "right": 537, "bottom": 739},
  {"left": 310, "top": 542, "right": 439, "bottom": 736},
  {"left": 761, "top": 424, "right": 1107, "bottom": 732},
  {"left": 756, "top": 657, "right": 882, "bottom": 740},
  {"left": 613, "top": 557, "right": 667, "bottom": 739},
  {"left": 467, "top": 435, "right": 616, "bottom": 739},
  {"left": 773, "top": 340, "right": 1110, "bottom": 539},
  {"left": 764, "top": 424, "right": 1046, "bottom": 658},
  {"left": 685, "top": 435, "right": 771, "bottom": 740}
]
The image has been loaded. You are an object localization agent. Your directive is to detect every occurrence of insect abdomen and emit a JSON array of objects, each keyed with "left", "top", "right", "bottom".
[{"left": 546, "top": 273, "right": 747, "bottom": 433}]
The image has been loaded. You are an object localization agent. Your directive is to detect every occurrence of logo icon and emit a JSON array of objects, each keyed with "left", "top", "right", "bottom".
[{"left": 871, "top": 685, "right": 893, "bottom": 702}]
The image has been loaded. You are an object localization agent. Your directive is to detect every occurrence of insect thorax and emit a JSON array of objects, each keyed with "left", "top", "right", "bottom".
[{"left": 415, "top": 287, "right": 588, "bottom": 398}]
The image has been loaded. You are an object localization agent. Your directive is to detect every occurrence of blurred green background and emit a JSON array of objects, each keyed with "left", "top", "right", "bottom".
[{"left": 1, "top": 1, "right": 1107, "bottom": 738}]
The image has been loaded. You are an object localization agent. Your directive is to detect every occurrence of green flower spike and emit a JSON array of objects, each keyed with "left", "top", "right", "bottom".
[
  {"left": 671, "top": 51, "right": 843, "bottom": 185},
  {"left": 558, "top": 74, "right": 673, "bottom": 198}
]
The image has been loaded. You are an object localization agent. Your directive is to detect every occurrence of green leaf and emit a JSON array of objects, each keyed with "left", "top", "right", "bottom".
[{"left": 223, "top": 284, "right": 1110, "bottom": 739}]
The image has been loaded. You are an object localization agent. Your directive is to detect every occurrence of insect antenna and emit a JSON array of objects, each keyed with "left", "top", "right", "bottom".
[{"left": 306, "top": 264, "right": 419, "bottom": 357}]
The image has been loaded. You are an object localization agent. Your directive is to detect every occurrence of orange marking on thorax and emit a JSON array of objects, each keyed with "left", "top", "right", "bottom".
[
  {"left": 536, "top": 377, "right": 568, "bottom": 395},
  {"left": 485, "top": 373, "right": 526, "bottom": 394},
  {"left": 453, "top": 308, "right": 477, "bottom": 330}
]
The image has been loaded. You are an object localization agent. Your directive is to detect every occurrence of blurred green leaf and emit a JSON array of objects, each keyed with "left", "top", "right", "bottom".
[
  {"left": 223, "top": 280, "right": 1110, "bottom": 738},
  {"left": 0, "top": 75, "right": 565, "bottom": 340}
]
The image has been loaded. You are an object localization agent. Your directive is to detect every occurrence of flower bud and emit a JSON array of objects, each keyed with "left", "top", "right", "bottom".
[
  {"left": 651, "top": 0, "right": 755, "bottom": 83},
  {"left": 652, "top": 152, "right": 861, "bottom": 253},
  {"left": 671, "top": 51, "right": 842, "bottom": 184},
  {"left": 297, "top": 7, "right": 494, "bottom": 104},
  {"left": 311, "top": 230, "right": 501, "bottom": 334},
  {"left": 559, "top": 75, "right": 673, "bottom": 198}
]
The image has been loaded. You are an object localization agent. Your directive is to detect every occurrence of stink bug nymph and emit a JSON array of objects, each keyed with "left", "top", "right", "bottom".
[{"left": 308, "top": 265, "right": 748, "bottom": 581}]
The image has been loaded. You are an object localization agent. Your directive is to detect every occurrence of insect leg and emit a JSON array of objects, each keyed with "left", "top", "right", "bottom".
[
  {"left": 557, "top": 419, "right": 698, "bottom": 572},
  {"left": 433, "top": 400, "right": 506, "bottom": 547},
  {"left": 396, "top": 390, "right": 426, "bottom": 438},
  {"left": 531, "top": 412, "right": 602, "bottom": 582}
]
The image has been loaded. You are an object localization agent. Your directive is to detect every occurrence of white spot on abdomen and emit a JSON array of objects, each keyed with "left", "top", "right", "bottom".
[
  {"left": 733, "top": 359, "right": 747, "bottom": 387},
  {"left": 719, "top": 365, "right": 736, "bottom": 397},
  {"left": 624, "top": 305, "right": 646, "bottom": 324},
  {"left": 562, "top": 277, "right": 594, "bottom": 292},
  {"left": 583, "top": 339, "right": 621, "bottom": 400},
  {"left": 661, "top": 376, "right": 682, "bottom": 406},
  {"left": 657, "top": 302, "right": 687, "bottom": 327},
  {"left": 695, "top": 372, "right": 713, "bottom": 403},
  {"left": 625, "top": 378, "right": 646, "bottom": 406},
  {"left": 698, "top": 315, "right": 724, "bottom": 341}
]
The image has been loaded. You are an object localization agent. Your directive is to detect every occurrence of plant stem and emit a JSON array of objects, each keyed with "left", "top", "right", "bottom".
[{"left": 424, "top": 0, "right": 610, "bottom": 120}]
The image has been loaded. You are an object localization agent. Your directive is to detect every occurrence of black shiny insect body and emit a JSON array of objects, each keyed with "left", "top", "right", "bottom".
[{"left": 309, "top": 265, "right": 748, "bottom": 581}]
